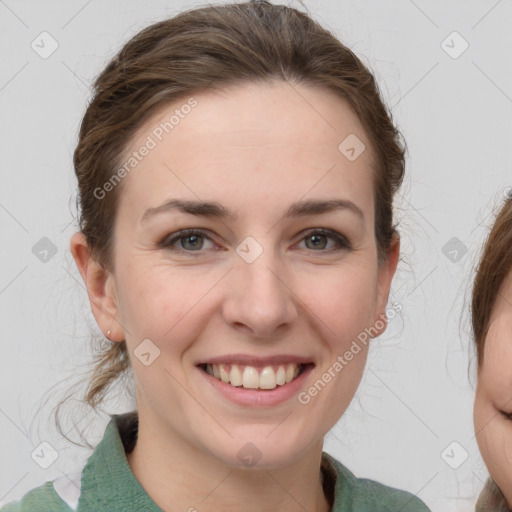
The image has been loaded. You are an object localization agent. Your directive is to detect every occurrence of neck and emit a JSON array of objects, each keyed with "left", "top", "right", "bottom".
[{"left": 125, "top": 410, "right": 331, "bottom": 512}]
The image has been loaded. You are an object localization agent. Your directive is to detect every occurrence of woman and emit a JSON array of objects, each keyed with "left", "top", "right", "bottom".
[
  {"left": 1, "top": 1, "right": 430, "bottom": 510},
  {"left": 473, "top": 194, "right": 512, "bottom": 511}
]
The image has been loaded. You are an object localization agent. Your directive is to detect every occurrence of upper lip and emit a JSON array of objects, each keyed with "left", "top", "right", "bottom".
[{"left": 196, "top": 354, "right": 315, "bottom": 366}]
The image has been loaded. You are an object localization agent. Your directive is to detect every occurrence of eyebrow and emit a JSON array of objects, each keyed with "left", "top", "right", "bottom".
[{"left": 141, "top": 198, "right": 365, "bottom": 224}]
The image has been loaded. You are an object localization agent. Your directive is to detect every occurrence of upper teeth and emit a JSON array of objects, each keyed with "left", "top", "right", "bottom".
[{"left": 205, "top": 363, "right": 301, "bottom": 390}]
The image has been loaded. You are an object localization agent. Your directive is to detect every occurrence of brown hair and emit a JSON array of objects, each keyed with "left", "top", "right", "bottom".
[
  {"left": 58, "top": 0, "right": 406, "bottom": 444},
  {"left": 472, "top": 194, "right": 512, "bottom": 367},
  {"left": 475, "top": 476, "right": 510, "bottom": 512}
]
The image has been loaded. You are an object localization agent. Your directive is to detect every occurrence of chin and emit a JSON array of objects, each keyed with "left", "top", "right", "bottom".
[{"left": 207, "top": 435, "right": 313, "bottom": 471}]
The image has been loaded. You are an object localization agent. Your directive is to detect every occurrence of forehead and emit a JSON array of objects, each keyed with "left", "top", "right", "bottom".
[{"left": 117, "top": 80, "right": 376, "bottom": 221}]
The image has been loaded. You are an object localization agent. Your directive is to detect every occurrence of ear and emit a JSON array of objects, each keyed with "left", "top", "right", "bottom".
[
  {"left": 70, "top": 231, "right": 124, "bottom": 342},
  {"left": 371, "top": 232, "right": 400, "bottom": 338}
]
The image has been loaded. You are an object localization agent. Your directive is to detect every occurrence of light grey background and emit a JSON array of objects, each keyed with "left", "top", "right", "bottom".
[{"left": 1, "top": 1, "right": 511, "bottom": 511}]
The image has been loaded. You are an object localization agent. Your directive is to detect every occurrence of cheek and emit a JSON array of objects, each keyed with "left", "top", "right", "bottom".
[
  {"left": 296, "top": 265, "right": 375, "bottom": 400},
  {"left": 308, "top": 264, "right": 377, "bottom": 335},
  {"left": 116, "top": 261, "right": 204, "bottom": 340},
  {"left": 475, "top": 392, "right": 512, "bottom": 475},
  {"left": 483, "top": 423, "right": 512, "bottom": 496}
]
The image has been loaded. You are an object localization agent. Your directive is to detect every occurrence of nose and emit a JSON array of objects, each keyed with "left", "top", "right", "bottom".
[{"left": 221, "top": 246, "right": 298, "bottom": 338}]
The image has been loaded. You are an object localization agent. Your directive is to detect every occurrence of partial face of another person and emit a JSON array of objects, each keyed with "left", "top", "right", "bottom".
[
  {"left": 84, "top": 80, "right": 398, "bottom": 468},
  {"left": 475, "top": 269, "right": 512, "bottom": 505}
]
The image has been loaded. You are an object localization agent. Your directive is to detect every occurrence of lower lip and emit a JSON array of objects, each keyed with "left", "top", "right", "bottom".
[{"left": 197, "top": 365, "right": 315, "bottom": 407}]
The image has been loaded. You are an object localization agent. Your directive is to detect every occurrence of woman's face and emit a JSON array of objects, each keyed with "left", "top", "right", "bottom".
[
  {"left": 474, "top": 269, "right": 512, "bottom": 505},
  {"left": 84, "top": 81, "right": 398, "bottom": 468}
]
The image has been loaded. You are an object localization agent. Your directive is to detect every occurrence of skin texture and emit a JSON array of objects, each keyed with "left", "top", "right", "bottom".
[
  {"left": 71, "top": 81, "right": 399, "bottom": 512},
  {"left": 474, "top": 269, "right": 512, "bottom": 507}
]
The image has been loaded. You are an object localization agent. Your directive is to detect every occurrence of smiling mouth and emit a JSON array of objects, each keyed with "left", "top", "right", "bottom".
[{"left": 198, "top": 362, "right": 313, "bottom": 390}]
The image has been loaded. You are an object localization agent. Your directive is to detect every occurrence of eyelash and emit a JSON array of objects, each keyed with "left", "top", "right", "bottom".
[{"left": 157, "top": 228, "right": 352, "bottom": 255}]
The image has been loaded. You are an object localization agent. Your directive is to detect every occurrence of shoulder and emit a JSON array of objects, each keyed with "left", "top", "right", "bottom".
[
  {"left": 0, "top": 480, "right": 73, "bottom": 512},
  {"left": 0, "top": 471, "right": 82, "bottom": 512},
  {"left": 323, "top": 452, "right": 431, "bottom": 512}
]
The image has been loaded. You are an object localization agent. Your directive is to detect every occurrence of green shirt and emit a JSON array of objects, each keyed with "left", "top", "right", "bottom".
[{"left": 1, "top": 411, "right": 430, "bottom": 511}]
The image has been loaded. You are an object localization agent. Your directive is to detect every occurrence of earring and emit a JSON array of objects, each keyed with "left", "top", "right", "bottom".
[{"left": 106, "top": 329, "right": 111, "bottom": 340}]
